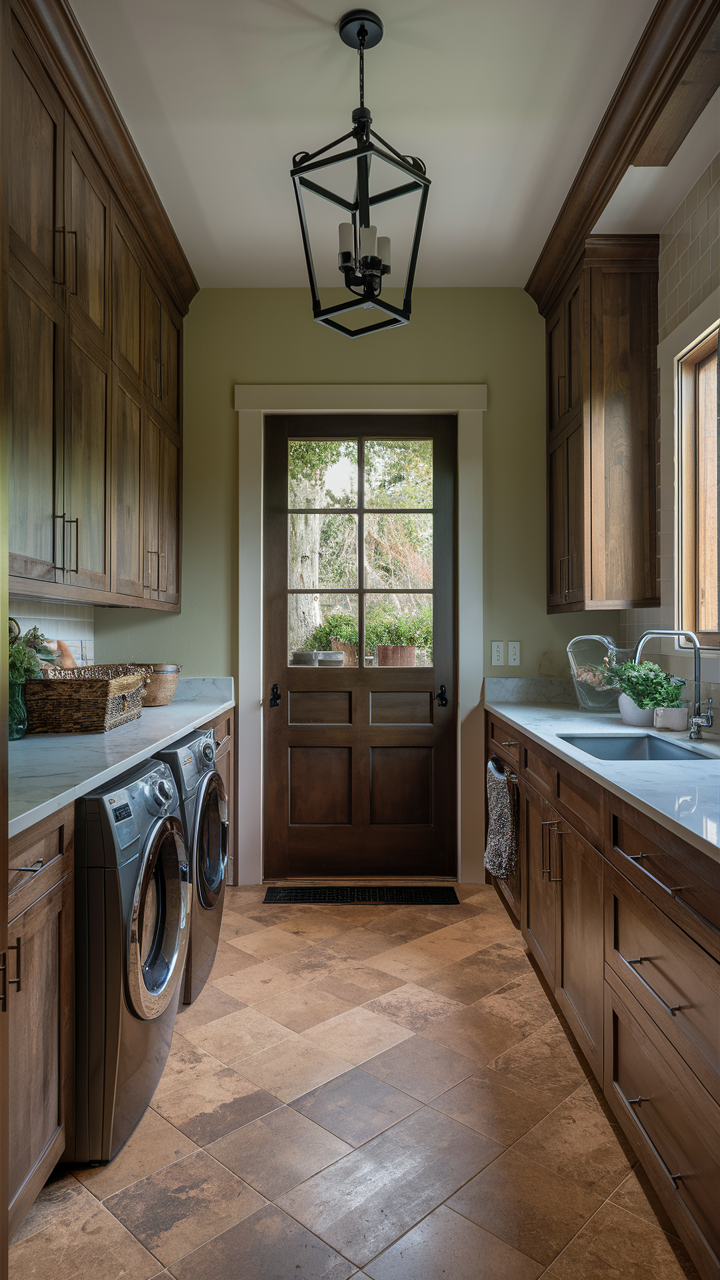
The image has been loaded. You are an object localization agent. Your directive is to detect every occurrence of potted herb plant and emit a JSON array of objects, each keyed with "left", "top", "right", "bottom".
[
  {"left": 8, "top": 619, "right": 56, "bottom": 739},
  {"left": 366, "top": 608, "right": 433, "bottom": 667},
  {"left": 303, "top": 613, "right": 359, "bottom": 666},
  {"left": 609, "top": 659, "right": 687, "bottom": 728}
]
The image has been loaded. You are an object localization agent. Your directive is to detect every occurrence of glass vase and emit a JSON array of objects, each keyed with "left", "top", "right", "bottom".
[{"left": 9, "top": 679, "right": 27, "bottom": 740}]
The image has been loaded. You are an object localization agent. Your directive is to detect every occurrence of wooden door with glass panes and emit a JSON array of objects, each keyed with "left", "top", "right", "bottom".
[{"left": 263, "top": 415, "right": 457, "bottom": 879}]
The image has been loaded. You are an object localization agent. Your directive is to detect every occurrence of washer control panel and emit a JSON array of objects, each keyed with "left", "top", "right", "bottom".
[{"left": 103, "top": 764, "right": 177, "bottom": 851}]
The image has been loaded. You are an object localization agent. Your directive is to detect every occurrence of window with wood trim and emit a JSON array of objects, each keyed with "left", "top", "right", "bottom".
[{"left": 679, "top": 328, "right": 719, "bottom": 647}]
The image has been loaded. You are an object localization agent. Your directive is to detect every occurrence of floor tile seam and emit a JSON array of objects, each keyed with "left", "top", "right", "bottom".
[
  {"left": 104, "top": 1143, "right": 271, "bottom": 1215},
  {"left": 533, "top": 1187, "right": 674, "bottom": 1275},
  {"left": 180, "top": 1026, "right": 303, "bottom": 1073},
  {"left": 85, "top": 1143, "right": 204, "bottom": 1206},
  {"left": 285, "top": 1089, "right": 428, "bottom": 1153}
]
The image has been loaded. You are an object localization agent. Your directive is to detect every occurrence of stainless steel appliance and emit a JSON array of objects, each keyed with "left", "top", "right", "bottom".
[
  {"left": 156, "top": 730, "right": 229, "bottom": 1004},
  {"left": 71, "top": 760, "right": 191, "bottom": 1163}
]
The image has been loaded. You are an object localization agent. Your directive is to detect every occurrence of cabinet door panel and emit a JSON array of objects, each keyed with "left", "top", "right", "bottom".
[
  {"left": 112, "top": 214, "right": 142, "bottom": 381},
  {"left": 547, "top": 305, "right": 564, "bottom": 435},
  {"left": 556, "top": 824, "right": 603, "bottom": 1080},
  {"left": 67, "top": 124, "right": 109, "bottom": 347},
  {"left": 547, "top": 439, "right": 567, "bottom": 606},
  {"left": 7, "top": 268, "right": 63, "bottom": 581},
  {"left": 112, "top": 380, "right": 144, "bottom": 598},
  {"left": 8, "top": 33, "right": 63, "bottom": 292},
  {"left": 142, "top": 415, "right": 161, "bottom": 595},
  {"left": 143, "top": 275, "right": 162, "bottom": 400},
  {"left": 161, "top": 305, "right": 180, "bottom": 422},
  {"left": 8, "top": 874, "right": 73, "bottom": 1234},
  {"left": 158, "top": 428, "right": 180, "bottom": 604},
  {"left": 521, "top": 785, "right": 557, "bottom": 986},
  {"left": 566, "top": 423, "right": 584, "bottom": 601},
  {"left": 566, "top": 280, "right": 582, "bottom": 419},
  {"left": 64, "top": 332, "right": 110, "bottom": 590}
]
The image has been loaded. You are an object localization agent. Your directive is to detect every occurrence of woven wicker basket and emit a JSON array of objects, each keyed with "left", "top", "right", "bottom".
[{"left": 25, "top": 664, "right": 153, "bottom": 734}]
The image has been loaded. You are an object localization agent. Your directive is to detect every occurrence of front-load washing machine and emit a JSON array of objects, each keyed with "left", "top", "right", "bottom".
[
  {"left": 71, "top": 759, "right": 191, "bottom": 1163},
  {"left": 156, "top": 729, "right": 228, "bottom": 1004}
]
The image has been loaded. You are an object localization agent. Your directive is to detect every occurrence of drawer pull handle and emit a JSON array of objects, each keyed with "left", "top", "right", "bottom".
[
  {"left": 628, "top": 1096, "right": 650, "bottom": 1105},
  {"left": 15, "top": 858, "right": 44, "bottom": 875},
  {"left": 541, "top": 821, "right": 558, "bottom": 876},
  {"left": 214, "top": 736, "right": 231, "bottom": 751},
  {"left": 625, "top": 958, "right": 683, "bottom": 1016},
  {"left": 501, "top": 741, "right": 518, "bottom": 747},
  {"left": 627, "top": 853, "right": 649, "bottom": 861},
  {"left": 669, "top": 1172, "right": 690, "bottom": 1189},
  {"left": 621, "top": 849, "right": 720, "bottom": 937}
]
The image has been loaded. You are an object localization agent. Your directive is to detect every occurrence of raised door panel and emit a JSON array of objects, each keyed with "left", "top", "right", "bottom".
[
  {"left": 112, "top": 213, "right": 142, "bottom": 382},
  {"left": 157, "top": 427, "right": 180, "bottom": 605},
  {"left": 63, "top": 331, "right": 111, "bottom": 591},
  {"left": 7, "top": 266, "right": 63, "bottom": 582},
  {"left": 590, "top": 265, "right": 658, "bottom": 606},
  {"left": 8, "top": 29, "right": 63, "bottom": 294},
  {"left": 7, "top": 874, "right": 73, "bottom": 1235},
  {"left": 556, "top": 824, "right": 604, "bottom": 1081},
  {"left": 143, "top": 274, "right": 162, "bottom": 401},
  {"left": 161, "top": 304, "right": 180, "bottom": 422},
  {"left": 547, "top": 438, "right": 567, "bottom": 607},
  {"left": 112, "top": 380, "right": 144, "bottom": 598},
  {"left": 66, "top": 123, "right": 110, "bottom": 349},
  {"left": 521, "top": 783, "right": 557, "bottom": 987},
  {"left": 547, "top": 305, "right": 564, "bottom": 436},
  {"left": 141, "top": 414, "right": 161, "bottom": 597},
  {"left": 566, "top": 279, "right": 582, "bottom": 420},
  {"left": 565, "top": 422, "right": 585, "bottom": 602}
]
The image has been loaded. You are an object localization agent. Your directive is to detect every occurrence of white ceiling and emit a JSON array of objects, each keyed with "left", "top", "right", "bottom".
[{"left": 69, "top": 0, "right": 679, "bottom": 289}]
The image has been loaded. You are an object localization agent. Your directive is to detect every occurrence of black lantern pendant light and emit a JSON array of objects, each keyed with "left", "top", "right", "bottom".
[{"left": 291, "top": 9, "right": 430, "bottom": 337}]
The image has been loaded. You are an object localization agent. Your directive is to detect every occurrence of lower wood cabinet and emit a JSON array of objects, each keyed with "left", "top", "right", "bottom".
[
  {"left": 520, "top": 779, "right": 604, "bottom": 1080},
  {"left": 486, "top": 707, "right": 720, "bottom": 1280},
  {"left": 605, "top": 973, "right": 720, "bottom": 1280},
  {"left": 201, "top": 708, "right": 236, "bottom": 886},
  {"left": 7, "top": 807, "right": 74, "bottom": 1235}
]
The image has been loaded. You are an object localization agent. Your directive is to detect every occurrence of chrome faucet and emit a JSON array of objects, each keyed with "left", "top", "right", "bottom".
[{"left": 632, "top": 630, "right": 713, "bottom": 740}]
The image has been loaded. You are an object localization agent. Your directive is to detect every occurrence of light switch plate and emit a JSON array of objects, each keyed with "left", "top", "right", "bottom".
[
  {"left": 491, "top": 641, "right": 504, "bottom": 666},
  {"left": 508, "top": 641, "right": 521, "bottom": 666}
]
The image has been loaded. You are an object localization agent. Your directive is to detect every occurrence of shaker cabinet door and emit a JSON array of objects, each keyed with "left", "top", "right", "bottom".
[
  {"left": 112, "top": 377, "right": 145, "bottom": 599},
  {"left": 555, "top": 823, "right": 604, "bottom": 1081},
  {"left": 521, "top": 785, "right": 558, "bottom": 987},
  {"left": 65, "top": 122, "right": 110, "bottom": 350},
  {"left": 62, "top": 329, "right": 111, "bottom": 592},
  {"left": 7, "top": 263, "right": 64, "bottom": 583}
]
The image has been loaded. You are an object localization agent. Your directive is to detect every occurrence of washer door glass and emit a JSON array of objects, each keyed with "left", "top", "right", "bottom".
[
  {"left": 194, "top": 771, "right": 228, "bottom": 910},
  {"left": 127, "top": 815, "right": 191, "bottom": 1020}
]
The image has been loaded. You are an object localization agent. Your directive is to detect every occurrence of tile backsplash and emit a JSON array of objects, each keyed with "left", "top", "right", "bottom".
[{"left": 9, "top": 599, "right": 94, "bottom": 667}]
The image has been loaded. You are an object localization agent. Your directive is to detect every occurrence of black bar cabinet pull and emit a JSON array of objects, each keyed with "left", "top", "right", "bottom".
[{"left": 8, "top": 938, "right": 21, "bottom": 993}]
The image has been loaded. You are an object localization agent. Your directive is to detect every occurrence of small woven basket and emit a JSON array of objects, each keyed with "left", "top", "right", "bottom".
[{"left": 25, "top": 664, "right": 153, "bottom": 734}]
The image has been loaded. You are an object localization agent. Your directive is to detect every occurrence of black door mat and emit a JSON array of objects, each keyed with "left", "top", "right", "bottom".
[{"left": 263, "top": 886, "right": 460, "bottom": 905}]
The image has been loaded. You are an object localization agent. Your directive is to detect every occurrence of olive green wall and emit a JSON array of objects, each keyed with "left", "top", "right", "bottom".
[{"left": 95, "top": 286, "right": 619, "bottom": 675}]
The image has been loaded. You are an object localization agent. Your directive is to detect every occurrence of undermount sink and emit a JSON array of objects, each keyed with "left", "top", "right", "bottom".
[{"left": 558, "top": 734, "right": 709, "bottom": 762}]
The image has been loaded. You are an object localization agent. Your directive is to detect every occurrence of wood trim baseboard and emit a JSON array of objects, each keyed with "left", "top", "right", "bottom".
[
  {"left": 11, "top": 0, "right": 198, "bottom": 313},
  {"left": 526, "top": 0, "right": 720, "bottom": 315}
]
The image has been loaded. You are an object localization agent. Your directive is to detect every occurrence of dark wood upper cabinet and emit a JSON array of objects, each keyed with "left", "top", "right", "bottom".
[
  {"left": 7, "top": 22, "right": 64, "bottom": 296},
  {"left": 543, "top": 236, "right": 659, "bottom": 613},
  {"left": 7, "top": 261, "right": 64, "bottom": 583},
  {"left": 65, "top": 122, "right": 110, "bottom": 351},
  {"left": 62, "top": 327, "right": 111, "bottom": 592},
  {"left": 5, "top": 1, "right": 192, "bottom": 611}
]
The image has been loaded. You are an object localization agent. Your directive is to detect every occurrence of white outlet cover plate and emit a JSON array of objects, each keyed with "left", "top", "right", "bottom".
[
  {"left": 508, "top": 642, "right": 521, "bottom": 666},
  {"left": 491, "top": 642, "right": 504, "bottom": 666}
]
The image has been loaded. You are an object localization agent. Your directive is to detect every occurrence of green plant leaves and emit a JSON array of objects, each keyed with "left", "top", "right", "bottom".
[{"left": 609, "top": 660, "right": 686, "bottom": 709}]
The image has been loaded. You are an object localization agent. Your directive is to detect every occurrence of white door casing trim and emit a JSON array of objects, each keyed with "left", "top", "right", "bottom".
[{"left": 235, "top": 383, "right": 487, "bottom": 885}]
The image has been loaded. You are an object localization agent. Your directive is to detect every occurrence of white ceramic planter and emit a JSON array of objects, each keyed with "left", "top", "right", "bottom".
[
  {"left": 618, "top": 693, "right": 654, "bottom": 727},
  {"left": 654, "top": 705, "right": 688, "bottom": 731}
]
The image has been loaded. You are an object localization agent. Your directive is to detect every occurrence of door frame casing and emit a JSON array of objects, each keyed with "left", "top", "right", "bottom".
[{"left": 235, "top": 384, "right": 487, "bottom": 885}]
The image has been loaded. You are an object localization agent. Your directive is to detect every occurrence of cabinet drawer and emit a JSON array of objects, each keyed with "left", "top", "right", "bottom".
[
  {"left": 611, "top": 812, "right": 720, "bottom": 945},
  {"left": 8, "top": 805, "right": 74, "bottom": 923},
  {"left": 606, "top": 865, "right": 720, "bottom": 1104},
  {"left": 605, "top": 975, "right": 720, "bottom": 1274},
  {"left": 487, "top": 717, "right": 520, "bottom": 763},
  {"left": 556, "top": 762, "right": 602, "bottom": 844}
]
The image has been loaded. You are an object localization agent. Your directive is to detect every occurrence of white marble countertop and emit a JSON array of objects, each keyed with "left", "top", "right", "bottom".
[
  {"left": 484, "top": 699, "right": 720, "bottom": 864},
  {"left": 8, "top": 677, "right": 234, "bottom": 840}
]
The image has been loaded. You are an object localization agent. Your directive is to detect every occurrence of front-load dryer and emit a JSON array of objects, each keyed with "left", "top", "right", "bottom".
[
  {"left": 71, "top": 759, "right": 191, "bottom": 1163},
  {"left": 156, "top": 729, "right": 228, "bottom": 1004}
]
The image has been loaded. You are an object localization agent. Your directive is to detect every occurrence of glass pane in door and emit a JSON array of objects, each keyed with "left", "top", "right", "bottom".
[
  {"left": 364, "top": 513, "right": 433, "bottom": 588},
  {"left": 364, "top": 439, "right": 433, "bottom": 509},
  {"left": 364, "top": 592, "right": 433, "bottom": 667},
  {"left": 288, "top": 439, "right": 358, "bottom": 508},
  {"left": 288, "top": 593, "right": 358, "bottom": 665},
  {"left": 288, "top": 513, "right": 358, "bottom": 588}
]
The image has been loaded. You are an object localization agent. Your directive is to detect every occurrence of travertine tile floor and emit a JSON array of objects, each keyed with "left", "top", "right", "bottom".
[{"left": 10, "top": 883, "right": 701, "bottom": 1279}]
